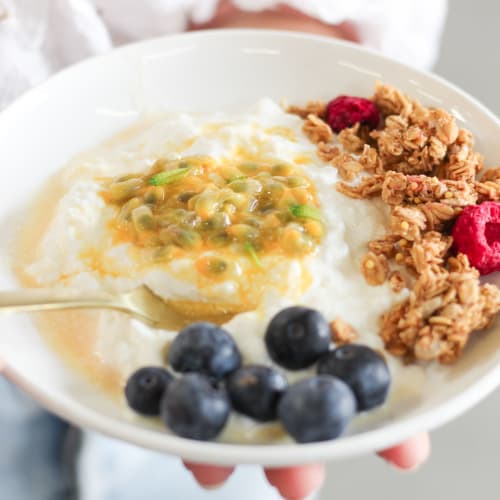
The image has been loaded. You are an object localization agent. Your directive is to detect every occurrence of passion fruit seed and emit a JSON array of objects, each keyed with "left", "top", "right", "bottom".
[
  {"left": 206, "top": 257, "right": 228, "bottom": 274},
  {"left": 177, "top": 191, "right": 197, "bottom": 203},
  {"left": 286, "top": 176, "right": 310, "bottom": 188},
  {"left": 209, "top": 232, "right": 231, "bottom": 247},
  {"left": 117, "top": 197, "right": 142, "bottom": 222},
  {"left": 271, "top": 163, "right": 294, "bottom": 176},
  {"left": 132, "top": 205, "right": 155, "bottom": 231},
  {"left": 204, "top": 212, "right": 231, "bottom": 230},
  {"left": 227, "top": 223, "right": 260, "bottom": 241},
  {"left": 228, "top": 178, "right": 263, "bottom": 194},
  {"left": 173, "top": 229, "right": 202, "bottom": 249},
  {"left": 264, "top": 181, "right": 286, "bottom": 201},
  {"left": 193, "top": 193, "right": 219, "bottom": 220},
  {"left": 109, "top": 178, "right": 143, "bottom": 202},
  {"left": 219, "top": 165, "right": 244, "bottom": 180},
  {"left": 144, "top": 186, "right": 165, "bottom": 204},
  {"left": 238, "top": 162, "right": 260, "bottom": 174}
]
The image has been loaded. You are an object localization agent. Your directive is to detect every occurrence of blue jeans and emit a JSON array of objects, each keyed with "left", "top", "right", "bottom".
[{"left": 0, "top": 378, "right": 78, "bottom": 500}]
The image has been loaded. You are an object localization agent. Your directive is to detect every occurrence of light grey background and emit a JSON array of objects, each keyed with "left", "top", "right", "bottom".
[{"left": 320, "top": 2, "right": 500, "bottom": 499}]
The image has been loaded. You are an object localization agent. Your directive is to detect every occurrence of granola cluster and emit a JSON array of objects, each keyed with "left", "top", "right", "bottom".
[
  {"left": 381, "top": 255, "right": 500, "bottom": 363},
  {"left": 329, "top": 317, "right": 359, "bottom": 345},
  {"left": 289, "top": 82, "right": 500, "bottom": 363}
]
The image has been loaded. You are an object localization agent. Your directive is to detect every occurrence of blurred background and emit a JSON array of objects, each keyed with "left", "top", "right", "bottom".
[{"left": 320, "top": 1, "right": 500, "bottom": 498}]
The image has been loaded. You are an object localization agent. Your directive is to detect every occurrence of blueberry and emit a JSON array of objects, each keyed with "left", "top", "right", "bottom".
[
  {"left": 125, "top": 366, "right": 173, "bottom": 416},
  {"left": 161, "top": 373, "right": 230, "bottom": 441},
  {"left": 278, "top": 375, "right": 356, "bottom": 443},
  {"left": 226, "top": 365, "right": 288, "bottom": 422},
  {"left": 317, "top": 344, "right": 391, "bottom": 411},
  {"left": 168, "top": 322, "right": 241, "bottom": 379},
  {"left": 265, "top": 307, "right": 331, "bottom": 370}
]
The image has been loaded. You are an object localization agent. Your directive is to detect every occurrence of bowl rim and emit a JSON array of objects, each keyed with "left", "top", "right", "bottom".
[{"left": 2, "top": 28, "right": 500, "bottom": 466}]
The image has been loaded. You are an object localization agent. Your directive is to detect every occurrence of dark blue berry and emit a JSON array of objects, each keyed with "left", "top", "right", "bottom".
[
  {"left": 161, "top": 373, "right": 230, "bottom": 441},
  {"left": 317, "top": 344, "right": 391, "bottom": 411},
  {"left": 125, "top": 367, "right": 173, "bottom": 416},
  {"left": 226, "top": 365, "right": 288, "bottom": 422},
  {"left": 278, "top": 375, "right": 356, "bottom": 443},
  {"left": 265, "top": 307, "right": 331, "bottom": 370},
  {"left": 168, "top": 322, "right": 241, "bottom": 380}
]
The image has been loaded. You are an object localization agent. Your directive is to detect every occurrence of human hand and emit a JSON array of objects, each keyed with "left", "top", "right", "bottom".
[{"left": 184, "top": 432, "right": 430, "bottom": 499}]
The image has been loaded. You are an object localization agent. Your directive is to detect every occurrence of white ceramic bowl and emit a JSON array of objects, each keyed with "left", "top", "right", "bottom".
[{"left": 1, "top": 30, "right": 500, "bottom": 466}]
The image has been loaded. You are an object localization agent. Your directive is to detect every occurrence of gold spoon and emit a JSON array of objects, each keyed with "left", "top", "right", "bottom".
[{"left": 0, "top": 285, "right": 239, "bottom": 330}]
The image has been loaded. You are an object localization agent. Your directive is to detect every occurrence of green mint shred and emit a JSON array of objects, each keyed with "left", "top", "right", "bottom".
[
  {"left": 149, "top": 167, "right": 190, "bottom": 186},
  {"left": 244, "top": 242, "right": 263, "bottom": 268},
  {"left": 290, "top": 204, "right": 323, "bottom": 222}
]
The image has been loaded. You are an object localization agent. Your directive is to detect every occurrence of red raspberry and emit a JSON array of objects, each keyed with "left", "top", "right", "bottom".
[
  {"left": 452, "top": 202, "right": 500, "bottom": 275},
  {"left": 326, "top": 96, "right": 380, "bottom": 133}
]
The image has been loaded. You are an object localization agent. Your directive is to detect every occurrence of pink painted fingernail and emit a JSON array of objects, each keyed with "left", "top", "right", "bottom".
[
  {"left": 182, "top": 461, "right": 234, "bottom": 489},
  {"left": 200, "top": 481, "right": 226, "bottom": 490},
  {"left": 377, "top": 433, "right": 431, "bottom": 471}
]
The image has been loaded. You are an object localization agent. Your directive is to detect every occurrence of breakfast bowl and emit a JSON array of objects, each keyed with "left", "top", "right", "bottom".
[{"left": 1, "top": 30, "right": 500, "bottom": 466}]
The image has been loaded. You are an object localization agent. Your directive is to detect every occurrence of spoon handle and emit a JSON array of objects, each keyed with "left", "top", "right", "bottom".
[{"left": 0, "top": 289, "right": 119, "bottom": 314}]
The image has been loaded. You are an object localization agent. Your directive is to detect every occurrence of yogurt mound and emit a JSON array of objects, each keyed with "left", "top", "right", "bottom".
[{"left": 20, "top": 99, "right": 427, "bottom": 443}]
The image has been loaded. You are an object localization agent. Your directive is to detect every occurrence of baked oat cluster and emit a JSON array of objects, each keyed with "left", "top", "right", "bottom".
[
  {"left": 329, "top": 317, "right": 359, "bottom": 345},
  {"left": 289, "top": 82, "right": 500, "bottom": 364}
]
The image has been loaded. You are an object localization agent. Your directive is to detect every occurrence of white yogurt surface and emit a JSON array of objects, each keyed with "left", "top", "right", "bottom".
[{"left": 25, "top": 99, "right": 429, "bottom": 442}]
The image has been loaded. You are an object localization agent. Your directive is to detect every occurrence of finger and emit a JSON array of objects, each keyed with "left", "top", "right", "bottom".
[
  {"left": 182, "top": 461, "right": 234, "bottom": 489},
  {"left": 377, "top": 432, "right": 431, "bottom": 470},
  {"left": 264, "top": 463, "right": 325, "bottom": 500}
]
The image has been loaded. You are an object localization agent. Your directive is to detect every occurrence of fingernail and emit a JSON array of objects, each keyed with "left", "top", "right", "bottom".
[
  {"left": 187, "top": 471, "right": 226, "bottom": 490},
  {"left": 200, "top": 481, "right": 226, "bottom": 490},
  {"left": 383, "top": 458, "right": 422, "bottom": 472},
  {"left": 203, "top": 483, "right": 225, "bottom": 490},
  {"left": 284, "top": 493, "right": 318, "bottom": 500}
]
